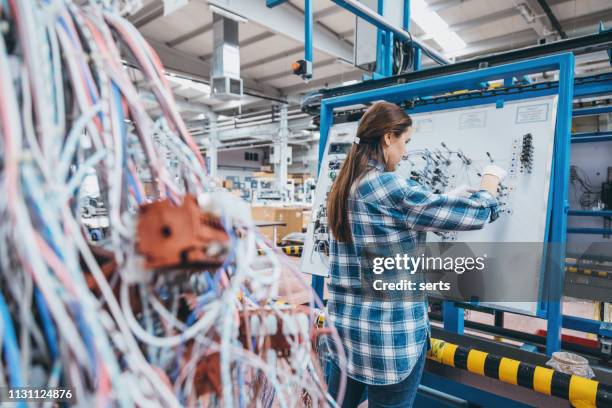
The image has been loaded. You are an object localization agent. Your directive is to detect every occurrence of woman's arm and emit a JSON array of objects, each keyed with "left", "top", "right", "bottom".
[{"left": 372, "top": 174, "right": 500, "bottom": 232}]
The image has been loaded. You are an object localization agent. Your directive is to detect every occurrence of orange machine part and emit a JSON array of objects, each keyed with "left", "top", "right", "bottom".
[
  {"left": 183, "top": 342, "right": 223, "bottom": 397},
  {"left": 193, "top": 352, "right": 222, "bottom": 397},
  {"left": 136, "top": 195, "right": 230, "bottom": 270}
]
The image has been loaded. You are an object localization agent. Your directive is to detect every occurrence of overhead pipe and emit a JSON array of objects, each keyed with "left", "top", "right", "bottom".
[{"left": 199, "top": 113, "right": 310, "bottom": 133}]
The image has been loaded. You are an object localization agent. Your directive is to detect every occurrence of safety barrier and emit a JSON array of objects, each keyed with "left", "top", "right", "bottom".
[{"left": 428, "top": 338, "right": 612, "bottom": 407}]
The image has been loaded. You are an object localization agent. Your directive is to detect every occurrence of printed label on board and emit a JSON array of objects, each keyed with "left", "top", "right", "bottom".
[
  {"left": 414, "top": 118, "right": 434, "bottom": 133},
  {"left": 516, "top": 104, "right": 549, "bottom": 123},
  {"left": 459, "top": 111, "right": 487, "bottom": 129}
]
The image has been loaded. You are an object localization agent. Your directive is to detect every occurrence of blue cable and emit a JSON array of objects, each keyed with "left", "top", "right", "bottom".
[
  {"left": 0, "top": 293, "right": 24, "bottom": 389},
  {"left": 34, "top": 288, "right": 59, "bottom": 360},
  {"left": 71, "top": 303, "right": 97, "bottom": 378},
  {"left": 127, "top": 171, "right": 143, "bottom": 204}
]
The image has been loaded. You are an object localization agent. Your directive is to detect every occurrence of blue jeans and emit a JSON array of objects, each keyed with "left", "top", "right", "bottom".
[{"left": 327, "top": 343, "right": 426, "bottom": 408}]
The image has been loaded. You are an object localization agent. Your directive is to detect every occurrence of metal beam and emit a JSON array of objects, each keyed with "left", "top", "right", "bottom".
[
  {"left": 306, "top": 31, "right": 612, "bottom": 104},
  {"left": 536, "top": 0, "right": 567, "bottom": 39},
  {"left": 242, "top": 46, "right": 304, "bottom": 71},
  {"left": 426, "top": 0, "right": 463, "bottom": 13},
  {"left": 207, "top": 0, "right": 352, "bottom": 61},
  {"left": 129, "top": 0, "right": 163, "bottom": 28},
  {"left": 426, "top": 0, "right": 569, "bottom": 13},
  {"left": 313, "top": 5, "right": 344, "bottom": 20},
  {"left": 167, "top": 22, "right": 214, "bottom": 48},
  {"left": 439, "top": 0, "right": 580, "bottom": 39},
  {"left": 209, "top": 96, "right": 269, "bottom": 113},
  {"left": 451, "top": 8, "right": 612, "bottom": 60},
  {"left": 199, "top": 31, "right": 276, "bottom": 62},
  {"left": 417, "top": 8, "right": 518, "bottom": 42},
  {"left": 283, "top": 8, "right": 612, "bottom": 98}
]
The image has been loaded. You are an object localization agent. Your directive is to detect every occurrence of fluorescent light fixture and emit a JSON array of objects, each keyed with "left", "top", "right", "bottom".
[
  {"left": 342, "top": 79, "right": 359, "bottom": 86},
  {"left": 411, "top": 0, "right": 466, "bottom": 53}
]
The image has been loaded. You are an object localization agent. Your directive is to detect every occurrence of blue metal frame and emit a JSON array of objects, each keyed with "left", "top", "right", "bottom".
[
  {"left": 572, "top": 130, "right": 612, "bottom": 138},
  {"left": 314, "top": 53, "right": 576, "bottom": 355},
  {"left": 573, "top": 105, "right": 612, "bottom": 116},
  {"left": 266, "top": 0, "right": 289, "bottom": 7},
  {"left": 569, "top": 209, "right": 612, "bottom": 217},
  {"left": 563, "top": 315, "right": 612, "bottom": 338},
  {"left": 374, "top": 0, "right": 393, "bottom": 77},
  {"left": 567, "top": 227, "right": 612, "bottom": 234},
  {"left": 332, "top": 0, "right": 448, "bottom": 67},
  {"left": 571, "top": 134, "right": 612, "bottom": 143}
]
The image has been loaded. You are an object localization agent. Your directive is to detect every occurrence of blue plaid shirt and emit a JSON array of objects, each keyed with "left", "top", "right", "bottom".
[{"left": 327, "top": 160, "right": 499, "bottom": 385}]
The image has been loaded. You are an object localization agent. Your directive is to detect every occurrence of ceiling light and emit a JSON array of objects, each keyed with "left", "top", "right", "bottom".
[
  {"left": 516, "top": 3, "right": 536, "bottom": 24},
  {"left": 411, "top": 0, "right": 466, "bottom": 53}
]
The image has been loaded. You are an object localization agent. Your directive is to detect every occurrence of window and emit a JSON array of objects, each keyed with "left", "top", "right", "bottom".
[{"left": 244, "top": 152, "right": 259, "bottom": 161}]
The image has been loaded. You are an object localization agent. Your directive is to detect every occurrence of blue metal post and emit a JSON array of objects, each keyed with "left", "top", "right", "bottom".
[
  {"left": 311, "top": 104, "right": 334, "bottom": 300},
  {"left": 414, "top": 47, "right": 422, "bottom": 71},
  {"left": 403, "top": 0, "right": 410, "bottom": 30},
  {"left": 403, "top": 0, "right": 422, "bottom": 73},
  {"left": 305, "top": 0, "right": 313, "bottom": 66},
  {"left": 443, "top": 302, "right": 464, "bottom": 334},
  {"left": 545, "top": 52, "right": 574, "bottom": 355},
  {"left": 374, "top": 0, "right": 393, "bottom": 77},
  {"left": 375, "top": 0, "right": 385, "bottom": 76}
]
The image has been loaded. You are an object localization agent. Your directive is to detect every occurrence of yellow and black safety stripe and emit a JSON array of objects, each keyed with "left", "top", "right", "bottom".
[
  {"left": 279, "top": 245, "right": 303, "bottom": 256},
  {"left": 428, "top": 338, "right": 612, "bottom": 408},
  {"left": 258, "top": 245, "right": 303, "bottom": 257},
  {"left": 566, "top": 265, "right": 610, "bottom": 279}
]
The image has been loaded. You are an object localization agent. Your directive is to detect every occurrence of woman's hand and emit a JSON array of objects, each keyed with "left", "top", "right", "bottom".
[{"left": 480, "top": 165, "right": 507, "bottom": 195}]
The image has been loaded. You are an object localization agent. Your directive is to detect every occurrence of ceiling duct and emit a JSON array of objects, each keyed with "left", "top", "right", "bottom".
[{"left": 210, "top": 12, "right": 243, "bottom": 100}]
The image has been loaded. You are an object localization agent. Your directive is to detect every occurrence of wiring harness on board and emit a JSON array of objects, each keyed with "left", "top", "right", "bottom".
[
  {"left": 0, "top": 1, "right": 346, "bottom": 406},
  {"left": 570, "top": 165, "right": 603, "bottom": 209}
]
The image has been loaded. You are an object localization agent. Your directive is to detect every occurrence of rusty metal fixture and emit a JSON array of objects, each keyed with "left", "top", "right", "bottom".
[
  {"left": 182, "top": 341, "right": 223, "bottom": 397},
  {"left": 136, "top": 195, "right": 230, "bottom": 270}
]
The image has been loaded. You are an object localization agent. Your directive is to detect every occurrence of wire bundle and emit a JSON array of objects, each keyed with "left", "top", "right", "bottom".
[
  {"left": 0, "top": 1, "right": 345, "bottom": 406},
  {"left": 570, "top": 165, "right": 603, "bottom": 209}
]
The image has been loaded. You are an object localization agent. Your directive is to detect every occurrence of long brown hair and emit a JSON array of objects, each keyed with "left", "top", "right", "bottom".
[{"left": 327, "top": 102, "right": 412, "bottom": 243}]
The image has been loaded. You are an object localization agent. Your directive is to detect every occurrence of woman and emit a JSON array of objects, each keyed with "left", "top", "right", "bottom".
[{"left": 325, "top": 101, "right": 506, "bottom": 407}]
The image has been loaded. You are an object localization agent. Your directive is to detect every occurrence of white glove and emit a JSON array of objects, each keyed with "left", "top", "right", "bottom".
[
  {"left": 446, "top": 184, "right": 478, "bottom": 197},
  {"left": 483, "top": 165, "right": 507, "bottom": 182}
]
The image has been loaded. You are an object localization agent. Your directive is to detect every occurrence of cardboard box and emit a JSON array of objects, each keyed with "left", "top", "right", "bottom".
[{"left": 251, "top": 205, "right": 308, "bottom": 244}]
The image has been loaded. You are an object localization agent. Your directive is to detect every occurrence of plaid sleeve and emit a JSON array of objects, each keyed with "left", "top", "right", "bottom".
[{"left": 383, "top": 176, "right": 499, "bottom": 232}]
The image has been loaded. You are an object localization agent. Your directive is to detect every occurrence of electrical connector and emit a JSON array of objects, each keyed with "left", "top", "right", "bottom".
[{"left": 136, "top": 195, "right": 230, "bottom": 270}]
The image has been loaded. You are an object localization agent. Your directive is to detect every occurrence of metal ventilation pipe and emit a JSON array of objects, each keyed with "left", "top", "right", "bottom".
[{"left": 210, "top": 13, "right": 243, "bottom": 100}]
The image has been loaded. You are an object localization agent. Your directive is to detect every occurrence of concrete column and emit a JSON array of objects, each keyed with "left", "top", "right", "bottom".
[
  {"left": 206, "top": 112, "right": 219, "bottom": 178},
  {"left": 275, "top": 105, "right": 289, "bottom": 197}
]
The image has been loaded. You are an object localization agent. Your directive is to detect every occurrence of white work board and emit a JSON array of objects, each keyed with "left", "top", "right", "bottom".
[{"left": 301, "top": 96, "right": 559, "bottom": 316}]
